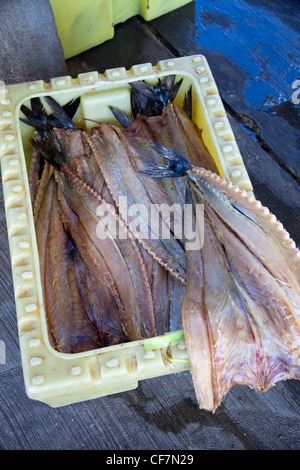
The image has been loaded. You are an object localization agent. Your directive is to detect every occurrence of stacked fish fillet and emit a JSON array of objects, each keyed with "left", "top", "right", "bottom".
[{"left": 21, "top": 76, "right": 300, "bottom": 412}]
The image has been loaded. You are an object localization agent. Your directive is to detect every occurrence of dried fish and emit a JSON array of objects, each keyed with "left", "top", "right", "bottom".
[
  {"left": 85, "top": 124, "right": 187, "bottom": 283},
  {"left": 22, "top": 78, "right": 300, "bottom": 414},
  {"left": 144, "top": 143, "right": 300, "bottom": 411},
  {"left": 35, "top": 174, "right": 99, "bottom": 353}
]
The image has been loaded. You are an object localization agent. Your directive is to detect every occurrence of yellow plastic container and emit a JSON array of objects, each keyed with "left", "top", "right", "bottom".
[
  {"left": 0, "top": 55, "right": 252, "bottom": 407},
  {"left": 49, "top": 0, "right": 194, "bottom": 59}
]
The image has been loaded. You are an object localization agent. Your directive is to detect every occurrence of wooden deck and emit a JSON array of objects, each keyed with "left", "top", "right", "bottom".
[{"left": 0, "top": 0, "right": 299, "bottom": 450}]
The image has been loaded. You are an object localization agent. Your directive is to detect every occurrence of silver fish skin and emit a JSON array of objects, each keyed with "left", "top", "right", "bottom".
[{"left": 182, "top": 168, "right": 300, "bottom": 411}]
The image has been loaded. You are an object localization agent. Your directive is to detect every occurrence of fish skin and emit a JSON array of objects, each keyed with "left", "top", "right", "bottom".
[
  {"left": 138, "top": 243, "right": 171, "bottom": 336},
  {"left": 38, "top": 121, "right": 186, "bottom": 341},
  {"left": 31, "top": 124, "right": 157, "bottom": 346},
  {"left": 34, "top": 174, "right": 55, "bottom": 348},
  {"left": 55, "top": 163, "right": 156, "bottom": 341},
  {"left": 181, "top": 186, "right": 214, "bottom": 410},
  {"left": 142, "top": 102, "right": 219, "bottom": 174},
  {"left": 187, "top": 167, "right": 300, "bottom": 298},
  {"left": 138, "top": 141, "right": 300, "bottom": 409},
  {"left": 39, "top": 180, "right": 99, "bottom": 353},
  {"left": 32, "top": 161, "right": 54, "bottom": 223},
  {"left": 120, "top": 115, "right": 186, "bottom": 228},
  {"left": 171, "top": 103, "right": 219, "bottom": 173},
  {"left": 86, "top": 124, "right": 187, "bottom": 284},
  {"left": 168, "top": 276, "right": 185, "bottom": 332},
  {"left": 182, "top": 169, "right": 300, "bottom": 411},
  {"left": 28, "top": 145, "right": 41, "bottom": 206},
  {"left": 57, "top": 183, "right": 129, "bottom": 347},
  {"left": 54, "top": 128, "right": 107, "bottom": 197}
]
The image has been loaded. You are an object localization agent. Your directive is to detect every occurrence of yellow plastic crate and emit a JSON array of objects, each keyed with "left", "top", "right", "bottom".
[
  {"left": 0, "top": 55, "right": 252, "bottom": 407},
  {"left": 49, "top": 0, "right": 194, "bottom": 59}
]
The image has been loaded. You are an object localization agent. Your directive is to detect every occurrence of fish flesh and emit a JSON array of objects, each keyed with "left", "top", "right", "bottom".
[
  {"left": 144, "top": 143, "right": 300, "bottom": 411},
  {"left": 31, "top": 127, "right": 157, "bottom": 344},
  {"left": 35, "top": 172, "right": 100, "bottom": 352},
  {"left": 23, "top": 89, "right": 190, "bottom": 353},
  {"left": 85, "top": 124, "right": 187, "bottom": 284},
  {"left": 21, "top": 77, "right": 300, "bottom": 412}
]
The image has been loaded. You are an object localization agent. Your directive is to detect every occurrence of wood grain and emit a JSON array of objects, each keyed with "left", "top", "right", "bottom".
[
  {"left": 149, "top": 0, "right": 300, "bottom": 178},
  {"left": 0, "top": 0, "right": 299, "bottom": 450}
]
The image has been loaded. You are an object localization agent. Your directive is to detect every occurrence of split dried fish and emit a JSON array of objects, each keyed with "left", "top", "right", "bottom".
[
  {"left": 144, "top": 144, "right": 300, "bottom": 411},
  {"left": 21, "top": 74, "right": 300, "bottom": 412}
]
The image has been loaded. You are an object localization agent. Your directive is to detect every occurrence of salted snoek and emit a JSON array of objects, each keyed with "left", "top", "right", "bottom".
[{"left": 142, "top": 142, "right": 300, "bottom": 412}]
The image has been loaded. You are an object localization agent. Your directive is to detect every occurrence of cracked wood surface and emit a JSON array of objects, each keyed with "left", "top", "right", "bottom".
[{"left": 0, "top": 0, "right": 299, "bottom": 450}]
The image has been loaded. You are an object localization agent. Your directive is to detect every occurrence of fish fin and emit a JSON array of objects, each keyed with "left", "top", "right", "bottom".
[
  {"left": 140, "top": 166, "right": 183, "bottom": 178},
  {"left": 183, "top": 85, "right": 192, "bottom": 120},
  {"left": 20, "top": 98, "right": 47, "bottom": 121},
  {"left": 170, "top": 77, "right": 184, "bottom": 102},
  {"left": 31, "top": 97, "right": 48, "bottom": 117},
  {"left": 129, "top": 80, "right": 155, "bottom": 99},
  {"left": 159, "top": 75, "right": 183, "bottom": 104},
  {"left": 130, "top": 88, "right": 145, "bottom": 118},
  {"left": 140, "top": 142, "right": 191, "bottom": 177},
  {"left": 62, "top": 97, "right": 80, "bottom": 119},
  {"left": 149, "top": 141, "right": 187, "bottom": 163},
  {"left": 107, "top": 105, "right": 133, "bottom": 128},
  {"left": 130, "top": 80, "right": 162, "bottom": 117},
  {"left": 30, "top": 128, "right": 65, "bottom": 169},
  {"left": 20, "top": 96, "right": 78, "bottom": 135},
  {"left": 20, "top": 104, "right": 34, "bottom": 120},
  {"left": 44, "top": 96, "right": 77, "bottom": 130},
  {"left": 20, "top": 97, "right": 50, "bottom": 136},
  {"left": 19, "top": 117, "right": 48, "bottom": 131},
  {"left": 129, "top": 76, "right": 183, "bottom": 117},
  {"left": 21, "top": 97, "right": 48, "bottom": 119}
]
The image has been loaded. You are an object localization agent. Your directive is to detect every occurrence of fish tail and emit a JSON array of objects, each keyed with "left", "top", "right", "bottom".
[
  {"left": 30, "top": 129, "right": 66, "bottom": 169},
  {"left": 44, "top": 96, "right": 78, "bottom": 130},
  {"left": 182, "top": 85, "right": 192, "bottom": 120},
  {"left": 62, "top": 97, "right": 81, "bottom": 120},
  {"left": 20, "top": 96, "right": 80, "bottom": 135},
  {"left": 107, "top": 105, "right": 133, "bottom": 128},
  {"left": 140, "top": 141, "right": 191, "bottom": 178},
  {"left": 130, "top": 75, "right": 183, "bottom": 117}
]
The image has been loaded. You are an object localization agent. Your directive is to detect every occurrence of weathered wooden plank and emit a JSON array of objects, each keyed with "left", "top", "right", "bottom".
[
  {"left": 228, "top": 114, "right": 300, "bottom": 246},
  {"left": 0, "top": 191, "right": 22, "bottom": 372},
  {"left": 149, "top": 0, "right": 300, "bottom": 178},
  {"left": 0, "top": 0, "right": 67, "bottom": 85},
  {"left": 0, "top": 2, "right": 299, "bottom": 451},
  {"left": 0, "top": 366, "right": 299, "bottom": 450}
]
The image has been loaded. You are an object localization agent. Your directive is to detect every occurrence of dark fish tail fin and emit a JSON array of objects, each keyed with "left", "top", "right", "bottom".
[
  {"left": 20, "top": 96, "right": 80, "bottom": 135},
  {"left": 107, "top": 105, "right": 133, "bottom": 128},
  {"left": 30, "top": 128, "right": 66, "bottom": 169},
  {"left": 140, "top": 141, "right": 191, "bottom": 178},
  {"left": 62, "top": 97, "right": 80, "bottom": 119},
  {"left": 130, "top": 75, "right": 183, "bottom": 117},
  {"left": 44, "top": 96, "right": 77, "bottom": 130},
  {"left": 183, "top": 85, "right": 192, "bottom": 120}
]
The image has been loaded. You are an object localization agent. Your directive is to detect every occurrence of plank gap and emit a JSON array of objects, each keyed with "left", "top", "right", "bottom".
[{"left": 222, "top": 98, "right": 300, "bottom": 184}]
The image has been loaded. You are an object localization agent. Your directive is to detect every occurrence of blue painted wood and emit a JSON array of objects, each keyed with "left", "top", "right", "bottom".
[{"left": 151, "top": 0, "right": 300, "bottom": 178}]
